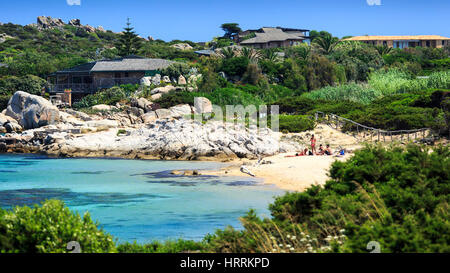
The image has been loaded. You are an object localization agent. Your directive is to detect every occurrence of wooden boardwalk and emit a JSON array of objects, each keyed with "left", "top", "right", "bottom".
[{"left": 314, "top": 111, "right": 430, "bottom": 143}]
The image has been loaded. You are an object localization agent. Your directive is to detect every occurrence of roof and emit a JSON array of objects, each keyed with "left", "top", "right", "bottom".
[
  {"left": 238, "top": 27, "right": 309, "bottom": 37},
  {"left": 55, "top": 57, "right": 174, "bottom": 74},
  {"left": 345, "top": 35, "right": 450, "bottom": 41},
  {"left": 240, "top": 27, "right": 305, "bottom": 44}
]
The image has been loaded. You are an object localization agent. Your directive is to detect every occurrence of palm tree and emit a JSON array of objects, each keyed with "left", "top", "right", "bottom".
[
  {"left": 313, "top": 33, "right": 340, "bottom": 55},
  {"left": 286, "top": 44, "right": 311, "bottom": 60},
  {"left": 375, "top": 45, "right": 392, "bottom": 56},
  {"left": 240, "top": 47, "right": 260, "bottom": 62},
  {"left": 262, "top": 49, "right": 279, "bottom": 62},
  {"left": 220, "top": 47, "right": 236, "bottom": 59}
]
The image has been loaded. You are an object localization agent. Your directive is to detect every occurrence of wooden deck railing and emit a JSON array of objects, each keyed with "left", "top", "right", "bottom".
[{"left": 314, "top": 111, "right": 430, "bottom": 142}]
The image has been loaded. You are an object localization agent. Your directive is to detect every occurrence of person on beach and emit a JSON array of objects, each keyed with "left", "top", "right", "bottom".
[
  {"left": 317, "top": 144, "right": 325, "bottom": 155},
  {"left": 325, "top": 144, "right": 332, "bottom": 156},
  {"left": 310, "top": 135, "right": 317, "bottom": 155},
  {"left": 285, "top": 148, "right": 309, "bottom": 157}
]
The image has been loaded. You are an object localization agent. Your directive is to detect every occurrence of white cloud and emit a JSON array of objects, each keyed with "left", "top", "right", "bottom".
[
  {"left": 67, "top": 0, "right": 81, "bottom": 6},
  {"left": 366, "top": 0, "right": 381, "bottom": 6}
]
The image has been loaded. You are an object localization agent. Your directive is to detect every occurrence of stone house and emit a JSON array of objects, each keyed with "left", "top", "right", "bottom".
[{"left": 48, "top": 57, "right": 173, "bottom": 101}]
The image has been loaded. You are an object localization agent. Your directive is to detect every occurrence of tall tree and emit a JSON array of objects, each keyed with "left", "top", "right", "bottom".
[
  {"left": 221, "top": 23, "right": 242, "bottom": 39},
  {"left": 116, "top": 18, "right": 143, "bottom": 57},
  {"left": 313, "top": 33, "right": 340, "bottom": 55}
]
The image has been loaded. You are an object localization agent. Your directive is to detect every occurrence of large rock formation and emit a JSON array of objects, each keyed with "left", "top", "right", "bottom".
[
  {"left": 5, "top": 91, "right": 60, "bottom": 130},
  {"left": 194, "top": 97, "right": 213, "bottom": 114},
  {"left": 151, "top": 85, "right": 177, "bottom": 95},
  {"left": 178, "top": 75, "right": 187, "bottom": 85},
  {"left": 48, "top": 119, "right": 299, "bottom": 160},
  {"left": 171, "top": 43, "right": 194, "bottom": 51},
  {"left": 131, "top": 97, "right": 153, "bottom": 113},
  {"left": 0, "top": 33, "right": 14, "bottom": 43},
  {"left": 37, "top": 16, "right": 65, "bottom": 29},
  {"left": 68, "top": 19, "right": 81, "bottom": 26},
  {"left": 34, "top": 16, "right": 106, "bottom": 33}
]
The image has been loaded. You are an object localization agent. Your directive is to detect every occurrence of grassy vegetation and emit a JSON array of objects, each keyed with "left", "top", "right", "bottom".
[{"left": 303, "top": 70, "right": 450, "bottom": 105}]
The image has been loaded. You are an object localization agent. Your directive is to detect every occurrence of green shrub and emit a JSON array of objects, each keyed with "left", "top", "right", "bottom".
[
  {"left": 0, "top": 200, "right": 116, "bottom": 253},
  {"left": 161, "top": 62, "right": 191, "bottom": 79},
  {"left": 0, "top": 74, "right": 47, "bottom": 96},
  {"left": 278, "top": 115, "right": 315, "bottom": 133},
  {"left": 119, "top": 84, "right": 139, "bottom": 96},
  {"left": 220, "top": 57, "right": 249, "bottom": 78},
  {"left": 311, "top": 100, "right": 364, "bottom": 116},
  {"left": 205, "top": 145, "right": 450, "bottom": 253},
  {"left": 73, "top": 86, "right": 126, "bottom": 109},
  {"left": 155, "top": 91, "right": 197, "bottom": 108},
  {"left": 274, "top": 96, "right": 316, "bottom": 114},
  {"left": 118, "top": 240, "right": 206, "bottom": 253},
  {"left": 0, "top": 94, "right": 10, "bottom": 111},
  {"left": 349, "top": 106, "right": 436, "bottom": 130}
]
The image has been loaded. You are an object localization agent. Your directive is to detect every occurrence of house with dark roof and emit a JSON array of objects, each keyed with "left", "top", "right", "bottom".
[
  {"left": 234, "top": 27, "right": 310, "bottom": 49},
  {"left": 344, "top": 35, "right": 450, "bottom": 49},
  {"left": 48, "top": 56, "right": 173, "bottom": 97}
]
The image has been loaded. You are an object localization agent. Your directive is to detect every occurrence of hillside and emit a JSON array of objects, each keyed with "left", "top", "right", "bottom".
[{"left": 0, "top": 16, "right": 200, "bottom": 78}]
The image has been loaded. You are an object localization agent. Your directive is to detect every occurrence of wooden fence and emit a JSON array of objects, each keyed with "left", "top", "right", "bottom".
[{"left": 314, "top": 111, "right": 430, "bottom": 143}]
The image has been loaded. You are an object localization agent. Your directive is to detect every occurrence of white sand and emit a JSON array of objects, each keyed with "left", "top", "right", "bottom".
[{"left": 206, "top": 125, "right": 362, "bottom": 192}]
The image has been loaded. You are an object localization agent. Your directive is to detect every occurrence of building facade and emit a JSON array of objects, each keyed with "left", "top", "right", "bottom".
[
  {"left": 344, "top": 35, "right": 450, "bottom": 49},
  {"left": 48, "top": 57, "right": 173, "bottom": 100}
]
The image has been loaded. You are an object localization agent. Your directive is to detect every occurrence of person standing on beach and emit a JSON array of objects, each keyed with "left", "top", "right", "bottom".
[{"left": 310, "top": 135, "right": 317, "bottom": 155}]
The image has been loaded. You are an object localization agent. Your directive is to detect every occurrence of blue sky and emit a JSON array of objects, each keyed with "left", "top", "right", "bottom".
[{"left": 0, "top": 0, "right": 449, "bottom": 42}]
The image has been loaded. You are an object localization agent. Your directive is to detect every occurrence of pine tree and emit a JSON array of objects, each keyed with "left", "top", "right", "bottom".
[{"left": 116, "top": 18, "right": 143, "bottom": 57}]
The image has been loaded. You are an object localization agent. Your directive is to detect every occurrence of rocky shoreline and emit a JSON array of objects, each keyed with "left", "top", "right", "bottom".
[{"left": 0, "top": 91, "right": 300, "bottom": 161}]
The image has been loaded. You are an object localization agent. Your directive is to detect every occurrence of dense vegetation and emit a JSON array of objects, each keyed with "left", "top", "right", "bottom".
[
  {"left": 0, "top": 200, "right": 116, "bottom": 253},
  {"left": 202, "top": 144, "right": 450, "bottom": 253},
  {"left": 1, "top": 21, "right": 449, "bottom": 136},
  {"left": 1, "top": 145, "right": 448, "bottom": 253},
  {"left": 0, "top": 21, "right": 200, "bottom": 108}
]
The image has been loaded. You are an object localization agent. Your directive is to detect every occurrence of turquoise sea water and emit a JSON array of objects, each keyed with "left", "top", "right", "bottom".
[{"left": 0, "top": 154, "right": 283, "bottom": 243}]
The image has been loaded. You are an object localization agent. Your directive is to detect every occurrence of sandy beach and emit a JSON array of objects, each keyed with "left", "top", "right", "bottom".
[
  {"left": 204, "top": 125, "right": 363, "bottom": 192},
  {"left": 205, "top": 153, "right": 352, "bottom": 192}
]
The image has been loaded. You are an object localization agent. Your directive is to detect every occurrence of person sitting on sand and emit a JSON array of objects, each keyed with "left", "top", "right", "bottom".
[
  {"left": 285, "top": 148, "right": 309, "bottom": 158},
  {"left": 310, "top": 135, "right": 317, "bottom": 155},
  {"left": 317, "top": 144, "right": 325, "bottom": 155},
  {"left": 324, "top": 144, "right": 332, "bottom": 156}
]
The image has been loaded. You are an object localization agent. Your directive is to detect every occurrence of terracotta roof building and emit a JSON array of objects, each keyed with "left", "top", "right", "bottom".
[{"left": 344, "top": 35, "right": 450, "bottom": 49}]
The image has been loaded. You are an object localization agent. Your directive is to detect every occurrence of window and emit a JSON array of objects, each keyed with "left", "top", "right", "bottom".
[
  {"left": 84, "top": 77, "right": 93, "bottom": 84},
  {"left": 124, "top": 72, "right": 129, "bottom": 78},
  {"left": 426, "top": 41, "right": 430, "bottom": 47},
  {"left": 443, "top": 41, "right": 446, "bottom": 46},
  {"left": 72, "top": 77, "right": 82, "bottom": 84},
  {"left": 114, "top": 72, "right": 121, "bottom": 79}
]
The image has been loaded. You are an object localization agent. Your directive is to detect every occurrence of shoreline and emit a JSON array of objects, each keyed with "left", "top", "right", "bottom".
[
  {"left": 0, "top": 149, "right": 353, "bottom": 192},
  {"left": 202, "top": 153, "right": 353, "bottom": 192},
  {"left": 1, "top": 120, "right": 363, "bottom": 192}
]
